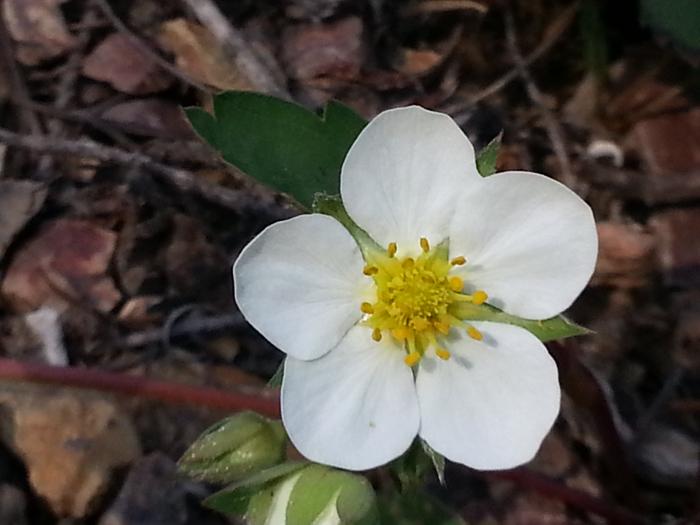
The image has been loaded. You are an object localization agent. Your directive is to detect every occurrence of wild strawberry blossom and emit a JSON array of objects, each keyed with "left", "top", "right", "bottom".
[{"left": 234, "top": 106, "right": 598, "bottom": 471}]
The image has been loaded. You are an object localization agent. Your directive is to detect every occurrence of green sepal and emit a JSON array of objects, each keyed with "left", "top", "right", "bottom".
[
  {"left": 185, "top": 91, "right": 367, "bottom": 210},
  {"left": 420, "top": 440, "right": 446, "bottom": 486},
  {"left": 204, "top": 461, "right": 308, "bottom": 515},
  {"left": 178, "top": 412, "right": 286, "bottom": 484},
  {"left": 475, "top": 132, "right": 502, "bottom": 177},
  {"left": 313, "top": 193, "right": 381, "bottom": 258},
  {"left": 313, "top": 193, "right": 591, "bottom": 342},
  {"left": 391, "top": 440, "right": 446, "bottom": 492},
  {"left": 452, "top": 302, "right": 592, "bottom": 342},
  {"left": 267, "top": 362, "right": 284, "bottom": 388}
]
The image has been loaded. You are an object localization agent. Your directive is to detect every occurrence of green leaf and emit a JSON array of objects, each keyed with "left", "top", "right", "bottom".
[
  {"left": 475, "top": 132, "right": 502, "bottom": 177},
  {"left": 186, "top": 92, "right": 367, "bottom": 209},
  {"left": 286, "top": 464, "right": 377, "bottom": 525},
  {"left": 452, "top": 302, "right": 592, "bottom": 342},
  {"left": 204, "top": 461, "right": 307, "bottom": 515},
  {"left": 640, "top": 0, "right": 700, "bottom": 53}
]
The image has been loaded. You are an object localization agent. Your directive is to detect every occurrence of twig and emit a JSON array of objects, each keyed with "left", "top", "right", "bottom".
[
  {"left": 0, "top": 0, "right": 42, "bottom": 135},
  {"left": 634, "top": 366, "right": 686, "bottom": 437},
  {"left": 0, "top": 127, "right": 288, "bottom": 218},
  {"left": 0, "top": 357, "right": 280, "bottom": 416},
  {"left": 482, "top": 468, "right": 647, "bottom": 525},
  {"left": 403, "top": 0, "right": 488, "bottom": 16},
  {"left": 124, "top": 312, "right": 246, "bottom": 348},
  {"left": 179, "top": 0, "right": 289, "bottom": 98},
  {"left": 92, "top": 0, "right": 211, "bottom": 93},
  {"left": 504, "top": 8, "right": 577, "bottom": 188},
  {"left": 462, "top": 3, "right": 579, "bottom": 107},
  {"left": 40, "top": 5, "right": 98, "bottom": 175}
]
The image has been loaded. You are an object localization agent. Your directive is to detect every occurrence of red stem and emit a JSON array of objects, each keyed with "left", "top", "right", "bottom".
[
  {"left": 0, "top": 358, "right": 646, "bottom": 522},
  {"left": 0, "top": 357, "right": 280, "bottom": 417}
]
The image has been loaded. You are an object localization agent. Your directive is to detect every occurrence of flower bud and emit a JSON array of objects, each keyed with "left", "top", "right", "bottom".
[
  {"left": 206, "top": 463, "right": 378, "bottom": 525},
  {"left": 178, "top": 412, "right": 286, "bottom": 484}
]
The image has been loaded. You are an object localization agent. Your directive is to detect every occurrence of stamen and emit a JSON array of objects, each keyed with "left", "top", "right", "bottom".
[
  {"left": 450, "top": 255, "right": 466, "bottom": 266},
  {"left": 472, "top": 290, "right": 488, "bottom": 305},
  {"left": 404, "top": 351, "right": 421, "bottom": 367},
  {"left": 449, "top": 276, "right": 464, "bottom": 292},
  {"left": 360, "top": 302, "right": 374, "bottom": 314},
  {"left": 435, "top": 319, "right": 451, "bottom": 335},
  {"left": 402, "top": 258, "right": 415, "bottom": 270},
  {"left": 412, "top": 317, "right": 429, "bottom": 331},
  {"left": 372, "top": 328, "right": 382, "bottom": 342},
  {"left": 467, "top": 325, "right": 483, "bottom": 341},
  {"left": 435, "top": 347, "right": 451, "bottom": 360},
  {"left": 363, "top": 265, "right": 378, "bottom": 276},
  {"left": 391, "top": 327, "right": 410, "bottom": 341},
  {"left": 420, "top": 237, "right": 430, "bottom": 253},
  {"left": 387, "top": 242, "right": 397, "bottom": 258}
]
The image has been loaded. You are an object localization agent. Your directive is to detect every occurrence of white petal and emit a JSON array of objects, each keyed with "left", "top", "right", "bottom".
[
  {"left": 282, "top": 326, "right": 419, "bottom": 471},
  {"left": 341, "top": 106, "right": 479, "bottom": 255},
  {"left": 449, "top": 171, "right": 597, "bottom": 319},
  {"left": 234, "top": 214, "right": 369, "bottom": 361},
  {"left": 416, "top": 322, "right": 560, "bottom": 470}
]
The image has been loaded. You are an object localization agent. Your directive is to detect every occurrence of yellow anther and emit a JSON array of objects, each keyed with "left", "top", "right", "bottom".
[
  {"left": 391, "top": 327, "right": 410, "bottom": 341},
  {"left": 472, "top": 290, "right": 488, "bottom": 305},
  {"left": 387, "top": 242, "right": 397, "bottom": 258},
  {"left": 449, "top": 276, "right": 464, "bottom": 292},
  {"left": 361, "top": 302, "right": 374, "bottom": 314},
  {"left": 420, "top": 237, "right": 430, "bottom": 253},
  {"left": 467, "top": 325, "right": 483, "bottom": 341},
  {"left": 404, "top": 351, "right": 421, "bottom": 367},
  {"left": 402, "top": 258, "right": 415, "bottom": 270},
  {"left": 435, "top": 347, "right": 451, "bottom": 360},
  {"left": 372, "top": 328, "right": 382, "bottom": 342},
  {"left": 363, "top": 265, "right": 378, "bottom": 276},
  {"left": 450, "top": 256, "right": 466, "bottom": 266},
  {"left": 412, "top": 317, "right": 429, "bottom": 331}
]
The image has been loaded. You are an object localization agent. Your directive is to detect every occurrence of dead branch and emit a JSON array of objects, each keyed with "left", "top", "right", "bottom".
[
  {"left": 124, "top": 312, "right": 247, "bottom": 348},
  {"left": 504, "top": 8, "right": 578, "bottom": 189},
  {"left": 0, "top": 127, "right": 289, "bottom": 218},
  {"left": 463, "top": 3, "right": 578, "bottom": 107},
  {"left": 179, "top": 0, "right": 290, "bottom": 98}
]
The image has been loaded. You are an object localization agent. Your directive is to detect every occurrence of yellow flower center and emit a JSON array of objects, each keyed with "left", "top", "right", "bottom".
[{"left": 360, "top": 238, "right": 487, "bottom": 367}]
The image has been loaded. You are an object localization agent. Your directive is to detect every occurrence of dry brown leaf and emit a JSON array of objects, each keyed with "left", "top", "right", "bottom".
[
  {"left": 82, "top": 33, "right": 173, "bottom": 95},
  {"left": 100, "top": 98, "right": 194, "bottom": 139},
  {"left": 281, "top": 17, "right": 364, "bottom": 83},
  {"left": 1, "top": 219, "right": 120, "bottom": 313},
  {"left": 0, "top": 387, "right": 141, "bottom": 518},
  {"left": 157, "top": 18, "right": 254, "bottom": 91},
  {"left": 2, "top": 0, "right": 76, "bottom": 65}
]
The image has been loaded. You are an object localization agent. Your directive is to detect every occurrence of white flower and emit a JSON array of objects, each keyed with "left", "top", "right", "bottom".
[{"left": 234, "top": 106, "right": 598, "bottom": 472}]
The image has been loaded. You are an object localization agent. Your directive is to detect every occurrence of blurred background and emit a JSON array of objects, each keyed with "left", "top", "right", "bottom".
[{"left": 0, "top": 0, "right": 698, "bottom": 523}]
